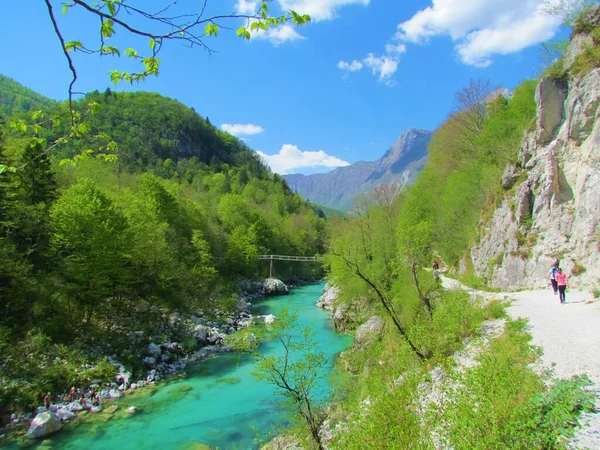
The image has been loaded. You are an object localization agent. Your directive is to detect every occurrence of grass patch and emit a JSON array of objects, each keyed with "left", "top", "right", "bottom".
[
  {"left": 455, "top": 272, "right": 502, "bottom": 293},
  {"left": 490, "top": 251, "right": 505, "bottom": 268}
]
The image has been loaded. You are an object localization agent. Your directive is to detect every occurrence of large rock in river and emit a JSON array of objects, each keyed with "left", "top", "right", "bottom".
[
  {"left": 263, "top": 278, "right": 289, "bottom": 296},
  {"left": 27, "top": 411, "right": 62, "bottom": 439}
]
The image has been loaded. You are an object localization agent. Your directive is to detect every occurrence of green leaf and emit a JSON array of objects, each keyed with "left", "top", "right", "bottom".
[
  {"left": 106, "top": 0, "right": 116, "bottom": 15},
  {"left": 124, "top": 48, "right": 138, "bottom": 59},
  {"left": 59, "top": 158, "right": 75, "bottom": 167},
  {"left": 77, "top": 123, "right": 91, "bottom": 135},
  {"left": 31, "top": 110, "right": 43, "bottom": 120},
  {"left": 101, "top": 45, "right": 120, "bottom": 56},
  {"left": 65, "top": 41, "right": 83, "bottom": 52},
  {"left": 88, "top": 101, "right": 101, "bottom": 114},
  {"left": 149, "top": 38, "right": 156, "bottom": 49},
  {"left": 205, "top": 23, "right": 219, "bottom": 37},
  {"left": 109, "top": 70, "right": 122, "bottom": 84},
  {"left": 101, "top": 19, "right": 115, "bottom": 38},
  {"left": 236, "top": 25, "right": 246, "bottom": 37}
]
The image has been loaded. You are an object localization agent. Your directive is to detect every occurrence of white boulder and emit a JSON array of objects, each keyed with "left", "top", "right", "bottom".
[
  {"left": 354, "top": 316, "right": 384, "bottom": 349},
  {"left": 26, "top": 412, "right": 62, "bottom": 439},
  {"left": 264, "top": 314, "right": 277, "bottom": 325},
  {"left": 107, "top": 389, "right": 122, "bottom": 399},
  {"left": 263, "top": 278, "right": 289, "bottom": 296}
]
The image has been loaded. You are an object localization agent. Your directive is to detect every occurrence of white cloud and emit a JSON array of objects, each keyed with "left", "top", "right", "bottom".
[
  {"left": 337, "top": 60, "right": 364, "bottom": 71},
  {"left": 396, "top": 0, "right": 563, "bottom": 67},
  {"left": 256, "top": 144, "right": 350, "bottom": 174},
  {"left": 278, "top": 0, "right": 370, "bottom": 21},
  {"left": 235, "top": 0, "right": 260, "bottom": 14},
  {"left": 257, "top": 24, "right": 306, "bottom": 44},
  {"left": 221, "top": 123, "right": 265, "bottom": 136},
  {"left": 363, "top": 53, "right": 399, "bottom": 83},
  {"left": 385, "top": 43, "right": 407, "bottom": 55},
  {"left": 337, "top": 37, "right": 404, "bottom": 84}
]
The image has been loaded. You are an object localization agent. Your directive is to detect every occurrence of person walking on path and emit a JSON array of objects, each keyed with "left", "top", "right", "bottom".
[
  {"left": 555, "top": 268, "right": 568, "bottom": 304},
  {"left": 548, "top": 262, "right": 559, "bottom": 295}
]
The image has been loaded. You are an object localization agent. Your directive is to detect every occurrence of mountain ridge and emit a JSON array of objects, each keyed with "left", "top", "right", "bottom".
[
  {"left": 284, "top": 128, "right": 431, "bottom": 211},
  {"left": 0, "top": 74, "right": 56, "bottom": 117}
]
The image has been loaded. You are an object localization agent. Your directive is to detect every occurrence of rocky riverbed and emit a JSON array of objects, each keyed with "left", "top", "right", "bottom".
[{"left": 1, "top": 278, "right": 299, "bottom": 442}]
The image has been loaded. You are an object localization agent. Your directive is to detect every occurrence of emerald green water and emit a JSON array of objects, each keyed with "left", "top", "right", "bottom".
[{"left": 41, "top": 283, "right": 351, "bottom": 450}]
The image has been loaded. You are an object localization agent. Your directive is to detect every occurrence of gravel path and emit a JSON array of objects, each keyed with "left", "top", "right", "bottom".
[
  {"left": 507, "top": 287, "right": 600, "bottom": 450},
  {"left": 443, "top": 277, "right": 600, "bottom": 449}
]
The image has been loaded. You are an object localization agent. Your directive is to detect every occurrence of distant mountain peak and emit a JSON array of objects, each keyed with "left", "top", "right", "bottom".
[{"left": 284, "top": 129, "right": 432, "bottom": 211}]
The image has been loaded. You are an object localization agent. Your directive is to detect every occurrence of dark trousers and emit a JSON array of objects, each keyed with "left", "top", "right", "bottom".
[
  {"left": 550, "top": 279, "right": 558, "bottom": 293},
  {"left": 558, "top": 285, "right": 566, "bottom": 303}
]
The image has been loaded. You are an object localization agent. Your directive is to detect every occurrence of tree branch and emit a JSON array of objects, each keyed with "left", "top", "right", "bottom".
[
  {"left": 331, "top": 249, "right": 426, "bottom": 361},
  {"left": 44, "top": 0, "right": 78, "bottom": 124}
]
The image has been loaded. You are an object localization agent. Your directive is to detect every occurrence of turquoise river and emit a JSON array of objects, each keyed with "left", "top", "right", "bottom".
[{"left": 28, "top": 282, "right": 352, "bottom": 450}]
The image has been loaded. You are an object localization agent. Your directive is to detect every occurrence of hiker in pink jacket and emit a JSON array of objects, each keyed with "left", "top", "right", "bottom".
[{"left": 555, "top": 268, "right": 568, "bottom": 304}]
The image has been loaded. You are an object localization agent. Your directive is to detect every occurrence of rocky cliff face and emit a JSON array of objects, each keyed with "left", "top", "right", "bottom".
[
  {"left": 284, "top": 129, "right": 431, "bottom": 211},
  {"left": 471, "top": 35, "right": 600, "bottom": 290}
]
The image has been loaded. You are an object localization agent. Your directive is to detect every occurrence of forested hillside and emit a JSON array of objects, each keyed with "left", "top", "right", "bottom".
[
  {"left": 36, "top": 89, "right": 264, "bottom": 173},
  {"left": 0, "top": 75, "right": 56, "bottom": 117},
  {"left": 0, "top": 81, "right": 326, "bottom": 415}
]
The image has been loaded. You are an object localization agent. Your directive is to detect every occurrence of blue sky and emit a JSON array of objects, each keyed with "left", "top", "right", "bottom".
[{"left": 1, "top": 0, "right": 569, "bottom": 174}]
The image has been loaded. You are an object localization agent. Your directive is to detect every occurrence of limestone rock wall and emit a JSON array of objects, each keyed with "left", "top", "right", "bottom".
[{"left": 471, "top": 53, "right": 600, "bottom": 290}]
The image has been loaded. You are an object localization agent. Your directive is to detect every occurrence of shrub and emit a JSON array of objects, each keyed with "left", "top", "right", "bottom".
[
  {"left": 484, "top": 298, "right": 508, "bottom": 320},
  {"left": 572, "top": 262, "right": 587, "bottom": 276},
  {"left": 433, "top": 319, "right": 595, "bottom": 449},
  {"left": 544, "top": 56, "right": 568, "bottom": 80}
]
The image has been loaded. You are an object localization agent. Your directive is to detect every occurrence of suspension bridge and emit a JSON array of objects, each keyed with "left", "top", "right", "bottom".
[{"left": 258, "top": 254, "right": 322, "bottom": 278}]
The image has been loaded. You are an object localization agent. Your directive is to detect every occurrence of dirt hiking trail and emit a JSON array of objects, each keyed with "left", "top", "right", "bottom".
[{"left": 443, "top": 277, "right": 600, "bottom": 449}]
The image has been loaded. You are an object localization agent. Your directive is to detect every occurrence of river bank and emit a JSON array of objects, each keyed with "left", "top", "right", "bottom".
[{"left": 1, "top": 281, "right": 351, "bottom": 449}]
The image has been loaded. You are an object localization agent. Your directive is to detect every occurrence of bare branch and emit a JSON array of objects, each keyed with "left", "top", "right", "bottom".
[
  {"left": 453, "top": 79, "right": 498, "bottom": 136},
  {"left": 44, "top": 0, "right": 78, "bottom": 124}
]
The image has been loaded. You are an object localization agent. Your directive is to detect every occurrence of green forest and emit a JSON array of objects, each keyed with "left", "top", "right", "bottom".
[
  {"left": 0, "top": 76, "right": 56, "bottom": 118},
  {"left": 0, "top": 83, "right": 327, "bottom": 415},
  {"left": 2, "top": 5, "right": 600, "bottom": 447}
]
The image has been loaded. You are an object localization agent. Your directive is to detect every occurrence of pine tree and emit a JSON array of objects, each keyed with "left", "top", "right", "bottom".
[
  {"left": 10, "top": 142, "right": 58, "bottom": 271},
  {"left": 0, "top": 130, "right": 33, "bottom": 330},
  {"left": 18, "top": 142, "right": 57, "bottom": 206}
]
